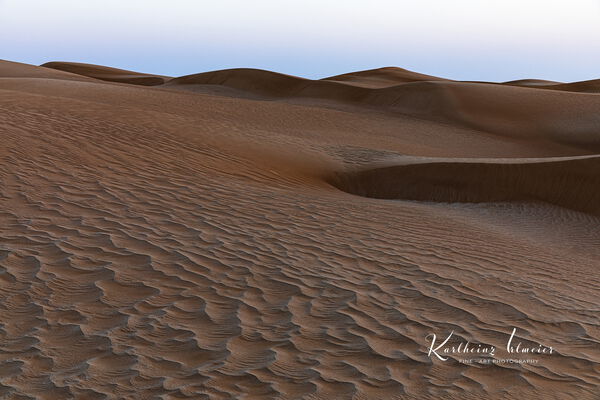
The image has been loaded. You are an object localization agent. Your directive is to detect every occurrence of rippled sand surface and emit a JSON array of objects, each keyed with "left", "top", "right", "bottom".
[{"left": 1, "top": 60, "right": 599, "bottom": 399}]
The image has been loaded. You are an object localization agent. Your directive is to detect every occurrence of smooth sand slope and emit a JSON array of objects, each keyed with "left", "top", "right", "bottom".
[{"left": 0, "top": 60, "right": 599, "bottom": 400}]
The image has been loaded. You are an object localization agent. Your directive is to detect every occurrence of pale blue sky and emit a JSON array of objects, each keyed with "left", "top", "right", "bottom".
[{"left": 1, "top": 0, "right": 599, "bottom": 81}]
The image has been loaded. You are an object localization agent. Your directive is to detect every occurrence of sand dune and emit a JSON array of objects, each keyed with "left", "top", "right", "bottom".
[
  {"left": 166, "top": 68, "right": 312, "bottom": 97},
  {"left": 166, "top": 66, "right": 447, "bottom": 96},
  {"left": 321, "top": 66, "right": 448, "bottom": 88},
  {"left": 544, "top": 79, "right": 600, "bottom": 94},
  {"left": 165, "top": 67, "right": 600, "bottom": 152},
  {"left": 1, "top": 60, "right": 599, "bottom": 399},
  {"left": 504, "top": 78, "right": 600, "bottom": 93},
  {"left": 503, "top": 79, "right": 562, "bottom": 87},
  {"left": 42, "top": 61, "right": 170, "bottom": 86}
]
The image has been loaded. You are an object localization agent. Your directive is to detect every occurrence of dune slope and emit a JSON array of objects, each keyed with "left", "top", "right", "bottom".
[{"left": 42, "top": 61, "right": 170, "bottom": 86}]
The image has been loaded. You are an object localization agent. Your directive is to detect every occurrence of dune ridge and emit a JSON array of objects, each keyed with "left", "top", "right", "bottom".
[
  {"left": 38, "top": 61, "right": 600, "bottom": 151},
  {"left": 42, "top": 61, "right": 170, "bottom": 86},
  {"left": 321, "top": 66, "right": 448, "bottom": 88},
  {"left": 0, "top": 59, "right": 96, "bottom": 82},
  {"left": 503, "top": 79, "right": 562, "bottom": 87},
  {"left": 504, "top": 78, "right": 600, "bottom": 93},
  {"left": 543, "top": 79, "right": 600, "bottom": 94}
]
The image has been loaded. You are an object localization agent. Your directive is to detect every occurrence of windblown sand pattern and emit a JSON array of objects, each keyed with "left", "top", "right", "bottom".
[{"left": 0, "top": 60, "right": 599, "bottom": 399}]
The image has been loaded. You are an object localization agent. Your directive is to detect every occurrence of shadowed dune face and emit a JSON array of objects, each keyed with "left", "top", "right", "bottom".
[
  {"left": 329, "top": 156, "right": 600, "bottom": 216},
  {"left": 42, "top": 61, "right": 170, "bottom": 86},
  {"left": 164, "top": 67, "right": 379, "bottom": 104},
  {"left": 1, "top": 60, "right": 600, "bottom": 399},
  {"left": 504, "top": 78, "right": 600, "bottom": 93}
]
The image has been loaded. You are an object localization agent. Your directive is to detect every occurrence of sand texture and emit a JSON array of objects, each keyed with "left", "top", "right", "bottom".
[{"left": 1, "top": 59, "right": 599, "bottom": 399}]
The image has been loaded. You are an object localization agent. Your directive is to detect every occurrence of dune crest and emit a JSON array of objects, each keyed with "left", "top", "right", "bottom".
[
  {"left": 505, "top": 78, "right": 600, "bottom": 93},
  {"left": 166, "top": 68, "right": 311, "bottom": 96},
  {"left": 321, "top": 66, "right": 448, "bottom": 88},
  {"left": 42, "top": 61, "right": 170, "bottom": 86}
]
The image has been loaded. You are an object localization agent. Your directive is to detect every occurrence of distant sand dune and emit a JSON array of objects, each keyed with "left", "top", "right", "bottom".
[
  {"left": 164, "top": 67, "right": 600, "bottom": 152},
  {"left": 166, "top": 68, "right": 312, "bottom": 97},
  {"left": 503, "top": 79, "right": 562, "bottom": 87},
  {"left": 42, "top": 61, "right": 170, "bottom": 86},
  {"left": 504, "top": 78, "right": 600, "bottom": 93},
  {"left": 321, "top": 66, "right": 448, "bottom": 88},
  {"left": 545, "top": 79, "right": 600, "bottom": 93},
  {"left": 0, "top": 59, "right": 95, "bottom": 81}
]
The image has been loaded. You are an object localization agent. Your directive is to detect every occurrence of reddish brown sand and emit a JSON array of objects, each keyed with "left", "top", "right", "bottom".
[{"left": 1, "top": 60, "right": 599, "bottom": 399}]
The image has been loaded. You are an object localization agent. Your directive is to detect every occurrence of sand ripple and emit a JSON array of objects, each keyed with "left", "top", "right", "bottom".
[{"left": 1, "top": 61, "right": 599, "bottom": 399}]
